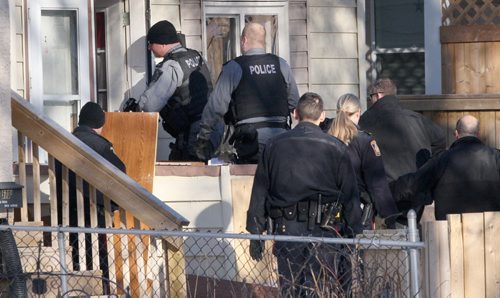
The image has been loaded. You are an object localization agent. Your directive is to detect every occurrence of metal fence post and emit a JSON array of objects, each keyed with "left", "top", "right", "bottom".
[
  {"left": 407, "top": 209, "right": 421, "bottom": 298},
  {"left": 57, "top": 229, "right": 68, "bottom": 297}
]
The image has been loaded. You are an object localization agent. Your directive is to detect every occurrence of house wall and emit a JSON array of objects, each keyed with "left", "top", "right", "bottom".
[{"left": 307, "top": 0, "right": 361, "bottom": 117}]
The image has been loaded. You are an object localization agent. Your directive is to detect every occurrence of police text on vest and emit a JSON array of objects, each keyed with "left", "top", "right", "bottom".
[{"left": 249, "top": 64, "right": 276, "bottom": 75}]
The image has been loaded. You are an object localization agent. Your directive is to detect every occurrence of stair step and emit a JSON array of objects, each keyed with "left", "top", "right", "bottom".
[
  {"left": 18, "top": 246, "right": 72, "bottom": 273},
  {"left": 13, "top": 221, "right": 45, "bottom": 247}
]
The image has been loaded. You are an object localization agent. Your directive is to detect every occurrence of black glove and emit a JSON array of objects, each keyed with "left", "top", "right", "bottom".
[
  {"left": 249, "top": 240, "right": 264, "bottom": 261},
  {"left": 122, "top": 97, "right": 140, "bottom": 112},
  {"left": 194, "top": 138, "right": 214, "bottom": 161}
]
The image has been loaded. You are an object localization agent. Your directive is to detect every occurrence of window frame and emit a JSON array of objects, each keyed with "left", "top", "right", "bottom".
[{"left": 202, "top": 1, "right": 290, "bottom": 64}]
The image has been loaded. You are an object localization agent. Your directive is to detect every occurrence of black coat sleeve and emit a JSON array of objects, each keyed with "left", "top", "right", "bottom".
[
  {"left": 359, "top": 136, "right": 399, "bottom": 218},
  {"left": 337, "top": 151, "right": 363, "bottom": 235},
  {"left": 246, "top": 146, "right": 270, "bottom": 234}
]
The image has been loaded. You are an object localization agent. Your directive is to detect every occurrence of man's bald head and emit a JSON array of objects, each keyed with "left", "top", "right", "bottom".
[
  {"left": 455, "top": 115, "right": 480, "bottom": 138},
  {"left": 241, "top": 22, "right": 266, "bottom": 53}
]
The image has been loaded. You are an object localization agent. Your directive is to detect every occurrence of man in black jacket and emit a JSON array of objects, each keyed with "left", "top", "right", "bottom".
[
  {"left": 57, "top": 102, "right": 125, "bottom": 288},
  {"left": 395, "top": 115, "right": 500, "bottom": 220},
  {"left": 359, "top": 79, "right": 446, "bottom": 221},
  {"left": 247, "top": 92, "right": 362, "bottom": 296}
]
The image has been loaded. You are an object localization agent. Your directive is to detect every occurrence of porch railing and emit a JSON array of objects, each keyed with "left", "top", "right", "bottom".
[{"left": 9, "top": 91, "right": 189, "bottom": 297}]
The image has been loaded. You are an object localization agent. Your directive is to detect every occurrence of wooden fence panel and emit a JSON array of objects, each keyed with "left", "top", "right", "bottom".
[
  {"left": 448, "top": 214, "right": 464, "bottom": 298},
  {"left": 484, "top": 212, "right": 500, "bottom": 298},
  {"left": 462, "top": 213, "right": 486, "bottom": 297}
]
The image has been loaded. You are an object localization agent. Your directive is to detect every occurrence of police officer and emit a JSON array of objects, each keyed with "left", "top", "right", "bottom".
[
  {"left": 359, "top": 78, "right": 446, "bottom": 222},
  {"left": 246, "top": 92, "right": 362, "bottom": 296},
  {"left": 394, "top": 115, "right": 500, "bottom": 220},
  {"left": 195, "top": 22, "right": 299, "bottom": 163},
  {"left": 123, "top": 20, "right": 220, "bottom": 161},
  {"left": 328, "top": 94, "right": 399, "bottom": 229}
]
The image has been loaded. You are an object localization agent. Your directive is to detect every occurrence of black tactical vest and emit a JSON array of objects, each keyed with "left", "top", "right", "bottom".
[
  {"left": 229, "top": 54, "right": 288, "bottom": 123},
  {"left": 159, "top": 48, "right": 213, "bottom": 137}
]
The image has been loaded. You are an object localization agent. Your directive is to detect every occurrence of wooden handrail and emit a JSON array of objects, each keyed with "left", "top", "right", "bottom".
[{"left": 10, "top": 91, "right": 189, "bottom": 230}]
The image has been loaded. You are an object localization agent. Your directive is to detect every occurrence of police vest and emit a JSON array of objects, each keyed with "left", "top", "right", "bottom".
[
  {"left": 167, "top": 48, "right": 212, "bottom": 119},
  {"left": 229, "top": 54, "right": 288, "bottom": 123},
  {"left": 159, "top": 48, "right": 213, "bottom": 137}
]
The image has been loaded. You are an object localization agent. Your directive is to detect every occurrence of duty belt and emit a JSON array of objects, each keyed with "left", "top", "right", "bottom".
[
  {"left": 236, "top": 121, "right": 288, "bottom": 130},
  {"left": 269, "top": 193, "right": 343, "bottom": 231}
]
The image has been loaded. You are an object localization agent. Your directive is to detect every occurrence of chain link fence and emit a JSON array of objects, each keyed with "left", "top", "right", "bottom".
[{"left": 0, "top": 218, "right": 424, "bottom": 297}]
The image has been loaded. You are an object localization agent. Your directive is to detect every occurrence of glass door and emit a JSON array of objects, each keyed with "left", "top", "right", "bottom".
[{"left": 28, "top": 0, "right": 91, "bottom": 132}]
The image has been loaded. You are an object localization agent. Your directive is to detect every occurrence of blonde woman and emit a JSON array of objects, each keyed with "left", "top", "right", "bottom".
[{"left": 329, "top": 94, "right": 398, "bottom": 228}]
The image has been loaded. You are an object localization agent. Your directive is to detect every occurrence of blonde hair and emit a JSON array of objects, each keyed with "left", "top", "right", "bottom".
[{"left": 328, "top": 93, "right": 361, "bottom": 144}]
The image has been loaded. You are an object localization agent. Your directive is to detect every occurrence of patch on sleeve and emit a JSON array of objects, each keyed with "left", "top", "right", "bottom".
[{"left": 370, "top": 140, "right": 381, "bottom": 156}]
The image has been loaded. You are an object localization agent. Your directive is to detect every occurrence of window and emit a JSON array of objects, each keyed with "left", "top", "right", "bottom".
[
  {"left": 203, "top": 2, "right": 288, "bottom": 83},
  {"left": 370, "top": 0, "right": 425, "bottom": 94}
]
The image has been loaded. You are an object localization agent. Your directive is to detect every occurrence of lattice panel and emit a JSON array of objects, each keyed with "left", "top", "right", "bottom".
[{"left": 442, "top": 0, "right": 500, "bottom": 26}]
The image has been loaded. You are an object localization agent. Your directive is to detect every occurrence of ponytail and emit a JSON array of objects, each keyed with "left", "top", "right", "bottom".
[{"left": 328, "top": 93, "right": 361, "bottom": 145}]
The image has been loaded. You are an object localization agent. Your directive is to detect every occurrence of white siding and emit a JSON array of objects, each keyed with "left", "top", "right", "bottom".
[{"left": 308, "top": 0, "right": 360, "bottom": 113}]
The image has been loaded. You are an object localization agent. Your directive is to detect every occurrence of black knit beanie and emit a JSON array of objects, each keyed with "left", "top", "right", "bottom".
[
  {"left": 147, "top": 20, "right": 180, "bottom": 44},
  {"left": 79, "top": 102, "right": 105, "bottom": 129}
]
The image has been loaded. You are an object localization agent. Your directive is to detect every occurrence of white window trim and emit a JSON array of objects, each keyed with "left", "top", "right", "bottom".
[{"left": 202, "top": 1, "right": 290, "bottom": 63}]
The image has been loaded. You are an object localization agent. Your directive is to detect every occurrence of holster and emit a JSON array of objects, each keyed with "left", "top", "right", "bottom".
[
  {"left": 160, "top": 99, "right": 191, "bottom": 138},
  {"left": 228, "top": 124, "right": 259, "bottom": 162}
]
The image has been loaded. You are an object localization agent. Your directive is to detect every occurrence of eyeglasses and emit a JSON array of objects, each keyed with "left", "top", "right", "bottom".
[{"left": 369, "top": 92, "right": 384, "bottom": 98}]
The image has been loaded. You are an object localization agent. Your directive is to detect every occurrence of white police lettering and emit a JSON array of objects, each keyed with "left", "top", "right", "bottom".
[
  {"left": 185, "top": 56, "right": 201, "bottom": 68},
  {"left": 249, "top": 64, "right": 276, "bottom": 75}
]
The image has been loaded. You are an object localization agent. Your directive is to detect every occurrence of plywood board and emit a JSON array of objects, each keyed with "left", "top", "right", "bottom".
[{"left": 102, "top": 112, "right": 159, "bottom": 192}]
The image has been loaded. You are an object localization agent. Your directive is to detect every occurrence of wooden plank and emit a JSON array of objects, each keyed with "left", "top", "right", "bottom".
[
  {"left": 76, "top": 176, "right": 86, "bottom": 271},
  {"left": 455, "top": 43, "right": 468, "bottom": 94},
  {"left": 484, "top": 212, "right": 500, "bottom": 298},
  {"left": 468, "top": 42, "right": 486, "bottom": 94},
  {"left": 441, "top": 43, "right": 456, "bottom": 94},
  {"left": 399, "top": 94, "right": 500, "bottom": 111},
  {"left": 485, "top": 42, "right": 500, "bottom": 93},
  {"left": 431, "top": 112, "right": 450, "bottom": 147},
  {"left": 32, "top": 143, "right": 41, "bottom": 222},
  {"left": 17, "top": 132, "right": 28, "bottom": 222},
  {"left": 88, "top": 185, "right": 99, "bottom": 271},
  {"left": 440, "top": 25, "right": 500, "bottom": 44},
  {"left": 479, "top": 112, "right": 496, "bottom": 147},
  {"left": 438, "top": 221, "right": 451, "bottom": 297},
  {"left": 448, "top": 214, "right": 464, "bottom": 298},
  {"left": 496, "top": 112, "right": 500, "bottom": 149},
  {"left": 104, "top": 196, "right": 117, "bottom": 293},
  {"left": 447, "top": 112, "right": 464, "bottom": 147},
  {"left": 166, "top": 240, "right": 187, "bottom": 298},
  {"left": 48, "top": 155, "right": 58, "bottom": 248},
  {"left": 425, "top": 221, "right": 441, "bottom": 298},
  {"left": 462, "top": 213, "right": 486, "bottom": 297}
]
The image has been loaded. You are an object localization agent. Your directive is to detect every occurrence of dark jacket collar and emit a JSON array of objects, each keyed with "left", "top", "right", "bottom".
[
  {"left": 450, "top": 136, "right": 483, "bottom": 149},
  {"left": 73, "top": 125, "right": 98, "bottom": 135},
  {"left": 369, "top": 95, "right": 400, "bottom": 110},
  {"left": 295, "top": 121, "right": 322, "bottom": 131}
]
